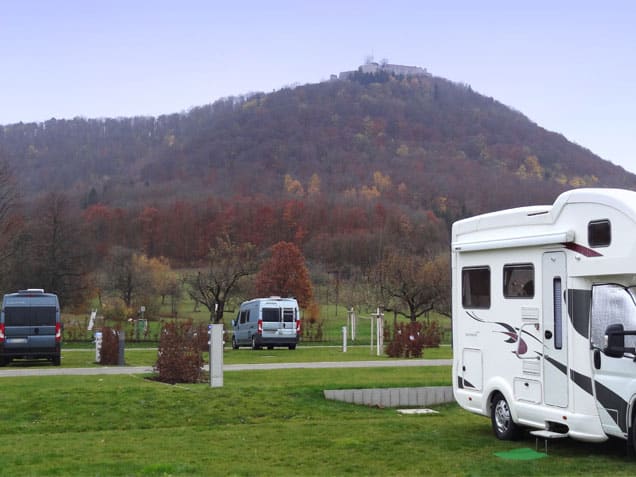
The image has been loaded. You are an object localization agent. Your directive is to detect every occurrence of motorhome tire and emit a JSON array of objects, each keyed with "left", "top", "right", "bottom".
[
  {"left": 288, "top": 344, "right": 296, "bottom": 350},
  {"left": 52, "top": 354, "right": 61, "bottom": 366},
  {"left": 491, "top": 393, "right": 519, "bottom": 440},
  {"left": 232, "top": 337, "right": 239, "bottom": 350}
]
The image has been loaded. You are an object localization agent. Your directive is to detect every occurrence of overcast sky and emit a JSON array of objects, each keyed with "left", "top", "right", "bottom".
[{"left": 1, "top": 1, "right": 635, "bottom": 172}]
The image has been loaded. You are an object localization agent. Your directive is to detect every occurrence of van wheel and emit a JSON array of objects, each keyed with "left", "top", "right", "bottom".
[
  {"left": 288, "top": 344, "right": 296, "bottom": 350},
  {"left": 251, "top": 337, "right": 260, "bottom": 350},
  {"left": 52, "top": 355, "right": 61, "bottom": 366},
  {"left": 631, "top": 414, "right": 636, "bottom": 456},
  {"left": 491, "top": 393, "right": 520, "bottom": 440},
  {"left": 232, "top": 337, "right": 239, "bottom": 350}
]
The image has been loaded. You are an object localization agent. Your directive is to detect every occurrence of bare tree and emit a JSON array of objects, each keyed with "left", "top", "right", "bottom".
[
  {"left": 374, "top": 251, "right": 450, "bottom": 322},
  {"left": 185, "top": 236, "right": 257, "bottom": 323}
]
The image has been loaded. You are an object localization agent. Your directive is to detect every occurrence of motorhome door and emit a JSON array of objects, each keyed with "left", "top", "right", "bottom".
[{"left": 542, "top": 251, "right": 568, "bottom": 408}]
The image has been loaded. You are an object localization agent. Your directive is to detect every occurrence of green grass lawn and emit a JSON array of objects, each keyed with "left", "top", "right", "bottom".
[
  {"left": 0, "top": 366, "right": 634, "bottom": 476},
  {"left": 2, "top": 344, "right": 453, "bottom": 369}
]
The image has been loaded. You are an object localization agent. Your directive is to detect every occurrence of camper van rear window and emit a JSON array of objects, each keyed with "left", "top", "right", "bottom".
[
  {"left": 462, "top": 267, "right": 490, "bottom": 309},
  {"left": 503, "top": 264, "right": 534, "bottom": 298},
  {"left": 588, "top": 220, "right": 611, "bottom": 247}
]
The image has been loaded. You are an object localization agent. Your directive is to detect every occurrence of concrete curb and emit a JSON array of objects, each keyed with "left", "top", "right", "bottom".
[{"left": 323, "top": 386, "right": 454, "bottom": 407}]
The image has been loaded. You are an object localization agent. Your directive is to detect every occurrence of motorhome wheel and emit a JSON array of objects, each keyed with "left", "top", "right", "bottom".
[{"left": 491, "top": 394, "right": 520, "bottom": 440}]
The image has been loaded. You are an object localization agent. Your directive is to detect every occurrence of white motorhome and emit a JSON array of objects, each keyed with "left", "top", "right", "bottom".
[{"left": 452, "top": 188, "right": 636, "bottom": 450}]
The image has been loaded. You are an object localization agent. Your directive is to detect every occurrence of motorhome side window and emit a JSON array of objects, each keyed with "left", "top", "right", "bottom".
[
  {"left": 591, "top": 284, "right": 636, "bottom": 351},
  {"left": 462, "top": 267, "right": 490, "bottom": 309},
  {"left": 503, "top": 264, "right": 534, "bottom": 298},
  {"left": 588, "top": 220, "right": 611, "bottom": 247}
]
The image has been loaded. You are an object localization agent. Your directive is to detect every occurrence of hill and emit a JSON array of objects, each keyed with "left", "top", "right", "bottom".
[
  {"left": 1, "top": 68, "right": 635, "bottom": 306},
  {"left": 1, "top": 71, "right": 633, "bottom": 218}
]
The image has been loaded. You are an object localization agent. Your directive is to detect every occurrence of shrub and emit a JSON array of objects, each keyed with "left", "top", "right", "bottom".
[
  {"left": 385, "top": 320, "right": 441, "bottom": 358},
  {"left": 302, "top": 301, "right": 324, "bottom": 342},
  {"left": 99, "top": 326, "right": 122, "bottom": 365},
  {"left": 154, "top": 320, "right": 204, "bottom": 384}
]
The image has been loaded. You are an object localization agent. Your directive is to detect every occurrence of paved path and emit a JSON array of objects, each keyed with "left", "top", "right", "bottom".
[{"left": 0, "top": 359, "right": 452, "bottom": 378}]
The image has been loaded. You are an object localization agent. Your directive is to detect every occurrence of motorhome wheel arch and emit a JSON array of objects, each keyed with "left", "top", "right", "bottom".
[{"left": 452, "top": 188, "right": 636, "bottom": 450}]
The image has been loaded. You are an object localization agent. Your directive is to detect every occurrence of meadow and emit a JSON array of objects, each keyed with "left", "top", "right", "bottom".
[{"left": 1, "top": 365, "right": 634, "bottom": 476}]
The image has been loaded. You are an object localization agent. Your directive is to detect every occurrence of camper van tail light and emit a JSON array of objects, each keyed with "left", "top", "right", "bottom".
[
  {"left": 296, "top": 319, "right": 301, "bottom": 334},
  {"left": 55, "top": 323, "right": 62, "bottom": 342},
  {"left": 257, "top": 320, "right": 263, "bottom": 335},
  {"left": 0, "top": 323, "right": 4, "bottom": 343}
]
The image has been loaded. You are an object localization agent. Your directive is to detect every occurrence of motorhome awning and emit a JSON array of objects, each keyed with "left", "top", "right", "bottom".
[{"left": 452, "top": 230, "right": 574, "bottom": 253}]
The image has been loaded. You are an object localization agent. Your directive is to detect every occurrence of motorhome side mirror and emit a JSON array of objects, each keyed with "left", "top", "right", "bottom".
[{"left": 604, "top": 324, "right": 627, "bottom": 358}]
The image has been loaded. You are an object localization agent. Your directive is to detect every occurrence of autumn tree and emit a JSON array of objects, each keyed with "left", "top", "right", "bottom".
[
  {"left": 185, "top": 236, "right": 257, "bottom": 323},
  {"left": 13, "top": 192, "right": 91, "bottom": 307},
  {"left": 0, "top": 159, "right": 22, "bottom": 292},
  {"left": 374, "top": 251, "right": 450, "bottom": 322},
  {"left": 99, "top": 247, "right": 167, "bottom": 316},
  {"left": 255, "top": 241, "right": 313, "bottom": 308}
]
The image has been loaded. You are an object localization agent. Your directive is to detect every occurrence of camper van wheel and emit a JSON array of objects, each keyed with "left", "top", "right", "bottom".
[
  {"left": 288, "top": 344, "right": 296, "bottom": 350},
  {"left": 251, "top": 337, "right": 261, "bottom": 350},
  {"left": 232, "top": 337, "right": 239, "bottom": 350},
  {"left": 631, "top": 414, "right": 636, "bottom": 456},
  {"left": 52, "top": 354, "right": 61, "bottom": 366},
  {"left": 491, "top": 393, "right": 520, "bottom": 440}
]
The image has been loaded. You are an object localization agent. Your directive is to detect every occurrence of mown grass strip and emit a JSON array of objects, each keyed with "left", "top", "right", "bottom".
[{"left": 0, "top": 367, "right": 634, "bottom": 476}]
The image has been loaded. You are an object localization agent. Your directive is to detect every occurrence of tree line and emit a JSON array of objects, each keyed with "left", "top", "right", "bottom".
[{"left": 0, "top": 159, "right": 450, "bottom": 324}]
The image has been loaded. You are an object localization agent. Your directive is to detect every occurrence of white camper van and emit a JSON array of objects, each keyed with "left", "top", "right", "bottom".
[
  {"left": 231, "top": 297, "right": 300, "bottom": 350},
  {"left": 452, "top": 188, "right": 636, "bottom": 450}
]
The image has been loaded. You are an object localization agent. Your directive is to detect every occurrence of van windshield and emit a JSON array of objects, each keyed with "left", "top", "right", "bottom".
[
  {"left": 5, "top": 306, "right": 57, "bottom": 326},
  {"left": 262, "top": 308, "right": 281, "bottom": 322}
]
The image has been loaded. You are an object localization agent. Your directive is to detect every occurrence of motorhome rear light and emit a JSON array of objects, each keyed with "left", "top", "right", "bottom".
[
  {"left": 0, "top": 323, "right": 4, "bottom": 343},
  {"left": 257, "top": 319, "right": 263, "bottom": 335},
  {"left": 55, "top": 323, "right": 62, "bottom": 342},
  {"left": 296, "top": 319, "right": 301, "bottom": 334}
]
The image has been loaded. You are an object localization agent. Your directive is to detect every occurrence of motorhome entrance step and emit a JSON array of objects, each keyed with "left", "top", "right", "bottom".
[{"left": 530, "top": 430, "right": 568, "bottom": 454}]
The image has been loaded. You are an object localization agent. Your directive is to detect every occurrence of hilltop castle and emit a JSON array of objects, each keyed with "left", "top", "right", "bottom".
[{"left": 337, "top": 61, "right": 430, "bottom": 80}]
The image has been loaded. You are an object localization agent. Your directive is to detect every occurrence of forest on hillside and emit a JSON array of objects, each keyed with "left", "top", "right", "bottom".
[{"left": 0, "top": 71, "right": 633, "bottom": 318}]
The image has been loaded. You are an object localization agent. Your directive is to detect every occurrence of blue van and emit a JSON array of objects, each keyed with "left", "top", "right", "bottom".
[{"left": 0, "top": 289, "right": 62, "bottom": 366}]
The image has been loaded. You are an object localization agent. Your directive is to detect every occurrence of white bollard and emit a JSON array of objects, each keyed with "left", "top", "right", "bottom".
[
  {"left": 209, "top": 324, "right": 224, "bottom": 388},
  {"left": 342, "top": 326, "right": 347, "bottom": 353},
  {"left": 94, "top": 331, "right": 103, "bottom": 363}
]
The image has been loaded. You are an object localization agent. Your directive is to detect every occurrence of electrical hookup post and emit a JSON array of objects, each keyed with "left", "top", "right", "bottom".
[{"left": 209, "top": 324, "right": 224, "bottom": 388}]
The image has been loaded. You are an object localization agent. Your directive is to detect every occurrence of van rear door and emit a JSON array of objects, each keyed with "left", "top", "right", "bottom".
[
  {"left": 28, "top": 306, "right": 58, "bottom": 350},
  {"left": 282, "top": 307, "right": 297, "bottom": 337},
  {"left": 4, "top": 307, "right": 30, "bottom": 351},
  {"left": 261, "top": 307, "right": 282, "bottom": 338}
]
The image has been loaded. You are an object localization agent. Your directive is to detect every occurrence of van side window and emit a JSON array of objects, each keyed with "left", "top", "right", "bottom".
[
  {"left": 462, "top": 267, "right": 490, "bottom": 309},
  {"left": 588, "top": 219, "right": 611, "bottom": 247},
  {"left": 503, "top": 264, "right": 534, "bottom": 298},
  {"left": 239, "top": 310, "right": 247, "bottom": 324}
]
